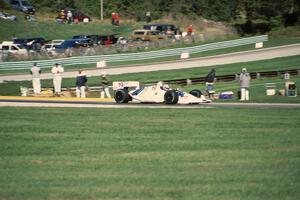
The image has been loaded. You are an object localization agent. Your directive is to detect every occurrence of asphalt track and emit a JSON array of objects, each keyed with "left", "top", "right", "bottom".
[
  {"left": 0, "top": 97, "right": 299, "bottom": 109},
  {"left": 1, "top": 43, "right": 300, "bottom": 82}
]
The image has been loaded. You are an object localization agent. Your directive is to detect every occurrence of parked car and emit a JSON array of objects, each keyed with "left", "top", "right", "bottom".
[
  {"left": 73, "top": 10, "right": 92, "bottom": 22},
  {"left": 41, "top": 40, "right": 64, "bottom": 53},
  {"left": 130, "top": 29, "right": 168, "bottom": 41},
  {"left": 13, "top": 37, "right": 45, "bottom": 51},
  {"left": 0, "top": 11, "right": 17, "bottom": 21},
  {"left": 0, "top": 41, "right": 28, "bottom": 56},
  {"left": 62, "top": 9, "right": 92, "bottom": 22},
  {"left": 4, "top": 0, "right": 35, "bottom": 14},
  {"left": 97, "top": 34, "right": 118, "bottom": 45},
  {"left": 72, "top": 34, "right": 118, "bottom": 46},
  {"left": 143, "top": 24, "right": 180, "bottom": 35},
  {"left": 72, "top": 35, "right": 93, "bottom": 47}
]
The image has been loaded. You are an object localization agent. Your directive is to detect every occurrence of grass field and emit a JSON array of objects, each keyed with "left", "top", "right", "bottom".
[{"left": 0, "top": 107, "right": 299, "bottom": 200}]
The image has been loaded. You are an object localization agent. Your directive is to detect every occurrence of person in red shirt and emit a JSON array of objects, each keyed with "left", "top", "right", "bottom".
[
  {"left": 111, "top": 12, "right": 116, "bottom": 25},
  {"left": 115, "top": 12, "right": 120, "bottom": 26},
  {"left": 105, "top": 36, "right": 112, "bottom": 47},
  {"left": 188, "top": 24, "right": 193, "bottom": 35}
]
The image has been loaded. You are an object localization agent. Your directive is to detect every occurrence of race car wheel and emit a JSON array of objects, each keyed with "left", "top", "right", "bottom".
[
  {"left": 114, "top": 89, "right": 130, "bottom": 103},
  {"left": 164, "top": 90, "right": 179, "bottom": 104},
  {"left": 189, "top": 89, "right": 202, "bottom": 97}
]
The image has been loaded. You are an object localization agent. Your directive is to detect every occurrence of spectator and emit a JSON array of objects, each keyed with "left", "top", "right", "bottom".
[
  {"left": 67, "top": 10, "right": 73, "bottom": 24},
  {"left": 105, "top": 36, "right": 112, "bottom": 47},
  {"left": 205, "top": 68, "right": 216, "bottom": 98},
  {"left": 75, "top": 69, "right": 87, "bottom": 98},
  {"left": 51, "top": 63, "right": 64, "bottom": 96},
  {"left": 239, "top": 68, "right": 251, "bottom": 101},
  {"left": 111, "top": 12, "right": 116, "bottom": 25},
  {"left": 115, "top": 12, "right": 120, "bottom": 26},
  {"left": 187, "top": 24, "right": 193, "bottom": 36},
  {"left": 100, "top": 71, "right": 111, "bottom": 98},
  {"left": 30, "top": 62, "right": 41, "bottom": 95},
  {"left": 146, "top": 11, "right": 151, "bottom": 23}
]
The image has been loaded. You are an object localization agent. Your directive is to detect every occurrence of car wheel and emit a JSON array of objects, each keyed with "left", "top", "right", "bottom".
[
  {"left": 189, "top": 89, "right": 202, "bottom": 97},
  {"left": 114, "top": 89, "right": 130, "bottom": 103},
  {"left": 164, "top": 90, "right": 178, "bottom": 104}
]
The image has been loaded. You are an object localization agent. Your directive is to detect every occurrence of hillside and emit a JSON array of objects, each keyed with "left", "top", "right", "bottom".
[{"left": 0, "top": 9, "right": 239, "bottom": 42}]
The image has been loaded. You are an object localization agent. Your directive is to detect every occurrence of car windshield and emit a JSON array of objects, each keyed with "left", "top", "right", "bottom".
[
  {"left": 134, "top": 31, "right": 145, "bottom": 35},
  {"left": 21, "top": 1, "right": 30, "bottom": 6},
  {"left": 17, "top": 45, "right": 26, "bottom": 49}
]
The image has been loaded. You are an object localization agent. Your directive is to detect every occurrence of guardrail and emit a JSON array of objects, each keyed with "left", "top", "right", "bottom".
[
  {"left": 0, "top": 35, "right": 268, "bottom": 71},
  {"left": 161, "top": 68, "right": 300, "bottom": 85}
]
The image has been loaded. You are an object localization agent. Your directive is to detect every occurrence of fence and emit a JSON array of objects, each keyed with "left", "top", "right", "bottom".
[{"left": 0, "top": 35, "right": 268, "bottom": 71}]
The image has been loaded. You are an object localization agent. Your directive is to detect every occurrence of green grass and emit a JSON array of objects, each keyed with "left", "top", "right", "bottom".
[
  {"left": 0, "top": 107, "right": 299, "bottom": 199},
  {"left": 0, "top": 11, "right": 140, "bottom": 41}
]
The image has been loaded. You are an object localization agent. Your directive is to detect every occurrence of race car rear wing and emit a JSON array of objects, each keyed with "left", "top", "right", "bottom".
[{"left": 112, "top": 81, "right": 140, "bottom": 91}]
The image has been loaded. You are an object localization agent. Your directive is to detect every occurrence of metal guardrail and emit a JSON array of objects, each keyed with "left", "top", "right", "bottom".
[
  {"left": 161, "top": 68, "right": 300, "bottom": 85},
  {"left": 0, "top": 35, "right": 268, "bottom": 71}
]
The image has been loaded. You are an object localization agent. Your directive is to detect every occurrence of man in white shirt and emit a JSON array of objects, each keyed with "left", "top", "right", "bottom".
[
  {"left": 51, "top": 63, "right": 64, "bottom": 95},
  {"left": 239, "top": 68, "right": 251, "bottom": 101},
  {"left": 30, "top": 62, "right": 41, "bottom": 95}
]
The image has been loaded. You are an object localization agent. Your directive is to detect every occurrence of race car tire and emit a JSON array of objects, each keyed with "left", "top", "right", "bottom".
[
  {"left": 164, "top": 90, "right": 179, "bottom": 104},
  {"left": 114, "top": 89, "right": 130, "bottom": 103},
  {"left": 189, "top": 89, "right": 202, "bottom": 97}
]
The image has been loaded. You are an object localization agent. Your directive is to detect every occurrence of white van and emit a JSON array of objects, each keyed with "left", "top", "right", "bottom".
[
  {"left": 40, "top": 40, "right": 64, "bottom": 55},
  {"left": 0, "top": 41, "right": 28, "bottom": 56}
]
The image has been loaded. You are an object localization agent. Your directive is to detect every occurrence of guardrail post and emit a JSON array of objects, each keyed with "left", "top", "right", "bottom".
[
  {"left": 256, "top": 72, "right": 261, "bottom": 79},
  {"left": 186, "top": 79, "right": 192, "bottom": 85},
  {"left": 297, "top": 70, "right": 300, "bottom": 76},
  {"left": 277, "top": 71, "right": 282, "bottom": 77}
]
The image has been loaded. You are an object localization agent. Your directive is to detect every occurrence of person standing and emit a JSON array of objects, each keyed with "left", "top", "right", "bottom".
[
  {"left": 239, "top": 68, "right": 251, "bottom": 101},
  {"left": 111, "top": 12, "right": 116, "bottom": 25},
  {"left": 67, "top": 10, "right": 73, "bottom": 24},
  {"left": 100, "top": 71, "right": 111, "bottom": 98},
  {"left": 205, "top": 68, "right": 216, "bottom": 98},
  {"left": 51, "top": 63, "right": 64, "bottom": 96},
  {"left": 115, "top": 13, "right": 120, "bottom": 26},
  {"left": 30, "top": 62, "right": 41, "bottom": 95},
  {"left": 76, "top": 69, "right": 87, "bottom": 98},
  {"left": 145, "top": 11, "right": 151, "bottom": 23},
  {"left": 187, "top": 24, "right": 193, "bottom": 36}
]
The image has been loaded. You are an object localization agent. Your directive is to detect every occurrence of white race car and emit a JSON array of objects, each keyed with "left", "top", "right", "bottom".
[{"left": 113, "top": 81, "right": 211, "bottom": 104}]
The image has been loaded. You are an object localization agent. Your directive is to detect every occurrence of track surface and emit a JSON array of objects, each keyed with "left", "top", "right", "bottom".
[
  {"left": 1, "top": 98, "right": 299, "bottom": 109},
  {"left": 1, "top": 44, "right": 300, "bottom": 82}
]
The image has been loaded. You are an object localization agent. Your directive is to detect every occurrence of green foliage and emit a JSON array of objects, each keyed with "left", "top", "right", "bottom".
[
  {"left": 0, "top": 107, "right": 299, "bottom": 199},
  {"left": 24, "top": 0, "right": 300, "bottom": 24}
]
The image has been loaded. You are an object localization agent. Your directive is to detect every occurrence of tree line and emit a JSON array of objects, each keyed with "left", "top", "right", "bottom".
[{"left": 2, "top": 0, "right": 299, "bottom": 33}]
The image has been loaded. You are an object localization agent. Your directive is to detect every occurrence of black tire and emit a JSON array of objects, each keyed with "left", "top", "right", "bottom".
[
  {"left": 114, "top": 89, "right": 130, "bottom": 103},
  {"left": 164, "top": 90, "right": 179, "bottom": 104},
  {"left": 189, "top": 89, "right": 202, "bottom": 98}
]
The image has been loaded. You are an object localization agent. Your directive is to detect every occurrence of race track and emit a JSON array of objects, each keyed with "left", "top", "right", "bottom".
[{"left": 1, "top": 97, "right": 299, "bottom": 109}]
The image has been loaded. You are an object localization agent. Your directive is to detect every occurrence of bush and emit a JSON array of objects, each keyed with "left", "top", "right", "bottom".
[{"left": 235, "top": 20, "right": 271, "bottom": 35}]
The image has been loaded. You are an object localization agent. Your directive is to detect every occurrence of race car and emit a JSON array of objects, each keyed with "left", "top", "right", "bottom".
[{"left": 113, "top": 81, "right": 211, "bottom": 104}]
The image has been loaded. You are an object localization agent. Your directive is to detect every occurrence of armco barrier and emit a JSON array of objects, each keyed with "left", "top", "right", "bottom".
[{"left": 0, "top": 35, "right": 268, "bottom": 71}]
